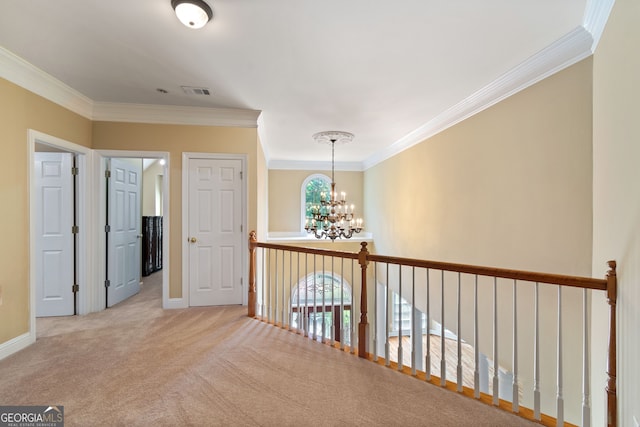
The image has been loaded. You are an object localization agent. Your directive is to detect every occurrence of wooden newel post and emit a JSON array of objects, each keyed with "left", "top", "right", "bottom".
[
  {"left": 358, "top": 242, "right": 369, "bottom": 358},
  {"left": 606, "top": 260, "right": 617, "bottom": 427},
  {"left": 248, "top": 231, "right": 258, "bottom": 318}
]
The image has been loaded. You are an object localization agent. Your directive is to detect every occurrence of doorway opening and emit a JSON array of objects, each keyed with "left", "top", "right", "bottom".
[
  {"left": 29, "top": 130, "right": 91, "bottom": 342},
  {"left": 97, "top": 151, "right": 170, "bottom": 310}
]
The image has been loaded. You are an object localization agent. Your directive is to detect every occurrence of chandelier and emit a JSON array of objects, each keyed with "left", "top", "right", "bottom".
[{"left": 304, "top": 131, "right": 363, "bottom": 241}]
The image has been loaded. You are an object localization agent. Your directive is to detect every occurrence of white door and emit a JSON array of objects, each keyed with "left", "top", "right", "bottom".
[
  {"left": 107, "top": 158, "right": 142, "bottom": 307},
  {"left": 188, "top": 158, "right": 243, "bottom": 306},
  {"left": 35, "top": 152, "right": 74, "bottom": 317}
]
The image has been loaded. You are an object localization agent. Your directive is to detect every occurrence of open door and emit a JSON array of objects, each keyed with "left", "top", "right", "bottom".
[
  {"left": 106, "top": 158, "right": 142, "bottom": 307},
  {"left": 34, "top": 152, "right": 74, "bottom": 316}
]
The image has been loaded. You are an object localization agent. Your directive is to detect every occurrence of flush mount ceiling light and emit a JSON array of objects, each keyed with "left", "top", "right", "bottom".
[{"left": 171, "top": 0, "right": 213, "bottom": 29}]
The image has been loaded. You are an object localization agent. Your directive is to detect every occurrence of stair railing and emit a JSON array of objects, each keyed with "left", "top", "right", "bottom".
[{"left": 248, "top": 231, "right": 616, "bottom": 427}]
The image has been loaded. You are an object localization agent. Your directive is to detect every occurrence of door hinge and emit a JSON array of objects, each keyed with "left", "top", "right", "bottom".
[
  {"left": 105, "top": 224, "right": 111, "bottom": 232},
  {"left": 71, "top": 167, "right": 79, "bottom": 176},
  {"left": 105, "top": 170, "right": 111, "bottom": 178},
  {"left": 72, "top": 284, "right": 79, "bottom": 293},
  {"left": 105, "top": 280, "right": 111, "bottom": 288},
  {"left": 240, "top": 277, "right": 243, "bottom": 286},
  {"left": 240, "top": 171, "right": 243, "bottom": 179},
  {"left": 72, "top": 225, "right": 79, "bottom": 234},
  {"left": 240, "top": 224, "right": 243, "bottom": 232}
]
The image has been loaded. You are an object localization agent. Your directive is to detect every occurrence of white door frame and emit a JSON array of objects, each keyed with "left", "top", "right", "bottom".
[
  {"left": 95, "top": 150, "right": 171, "bottom": 309},
  {"left": 28, "top": 130, "right": 93, "bottom": 333},
  {"left": 182, "top": 152, "right": 248, "bottom": 307}
]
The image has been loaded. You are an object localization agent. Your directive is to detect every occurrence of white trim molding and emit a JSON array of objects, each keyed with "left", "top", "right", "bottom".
[
  {"left": 0, "top": 46, "right": 94, "bottom": 119},
  {"left": 269, "top": 159, "right": 364, "bottom": 172},
  {"left": 583, "top": 0, "right": 616, "bottom": 52},
  {"left": 93, "top": 102, "right": 261, "bottom": 128},
  {"left": 0, "top": 333, "right": 34, "bottom": 362},
  {"left": 363, "top": 26, "right": 594, "bottom": 170},
  {"left": 0, "top": 46, "right": 261, "bottom": 129}
]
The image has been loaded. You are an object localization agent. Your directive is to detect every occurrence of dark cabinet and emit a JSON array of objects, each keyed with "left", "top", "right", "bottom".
[{"left": 142, "top": 216, "right": 162, "bottom": 276}]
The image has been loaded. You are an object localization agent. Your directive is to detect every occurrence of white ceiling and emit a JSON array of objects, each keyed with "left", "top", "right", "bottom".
[{"left": 0, "top": 1, "right": 609, "bottom": 169}]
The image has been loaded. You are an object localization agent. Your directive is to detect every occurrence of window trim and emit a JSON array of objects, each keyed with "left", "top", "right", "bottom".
[{"left": 300, "top": 173, "right": 331, "bottom": 233}]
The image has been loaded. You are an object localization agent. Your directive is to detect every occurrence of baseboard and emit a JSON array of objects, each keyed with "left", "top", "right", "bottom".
[
  {"left": 0, "top": 332, "right": 35, "bottom": 361},
  {"left": 164, "top": 298, "right": 188, "bottom": 309}
]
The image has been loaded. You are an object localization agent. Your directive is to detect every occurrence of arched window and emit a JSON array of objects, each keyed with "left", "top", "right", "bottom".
[
  {"left": 291, "top": 272, "right": 352, "bottom": 344},
  {"left": 300, "top": 174, "right": 331, "bottom": 232}
]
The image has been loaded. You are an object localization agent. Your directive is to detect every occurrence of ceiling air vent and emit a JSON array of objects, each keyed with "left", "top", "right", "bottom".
[{"left": 181, "top": 86, "right": 211, "bottom": 96}]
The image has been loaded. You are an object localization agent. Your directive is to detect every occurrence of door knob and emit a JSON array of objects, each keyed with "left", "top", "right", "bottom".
[{"left": 189, "top": 237, "right": 197, "bottom": 243}]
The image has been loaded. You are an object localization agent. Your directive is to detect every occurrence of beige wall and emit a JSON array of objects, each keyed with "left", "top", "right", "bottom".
[
  {"left": 269, "top": 169, "right": 364, "bottom": 233},
  {"left": 92, "top": 122, "right": 259, "bottom": 299},
  {"left": 364, "top": 59, "right": 593, "bottom": 422},
  {"left": 0, "top": 78, "right": 92, "bottom": 344},
  {"left": 593, "top": 0, "right": 640, "bottom": 424}
]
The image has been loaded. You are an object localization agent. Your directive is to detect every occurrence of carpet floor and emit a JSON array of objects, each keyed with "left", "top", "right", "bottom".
[{"left": 0, "top": 272, "right": 538, "bottom": 426}]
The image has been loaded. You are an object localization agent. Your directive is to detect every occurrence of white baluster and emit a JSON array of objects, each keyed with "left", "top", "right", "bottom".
[
  {"left": 304, "top": 254, "right": 309, "bottom": 337},
  {"left": 557, "top": 286, "right": 564, "bottom": 426},
  {"left": 330, "top": 256, "right": 335, "bottom": 345},
  {"left": 313, "top": 255, "right": 317, "bottom": 341},
  {"left": 267, "top": 249, "right": 271, "bottom": 323},
  {"left": 411, "top": 267, "right": 417, "bottom": 376},
  {"left": 474, "top": 275, "right": 480, "bottom": 399},
  {"left": 320, "top": 256, "right": 327, "bottom": 342},
  {"left": 493, "top": 277, "right": 499, "bottom": 406},
  {"left": 372, "top": 262, "right": 377, "bottom": 360},
  {"left": 295, "top": 252, "right": 303, "bottom": 332},
  {"left": 398, "top": 266, "right": 404, "bottom": 371},
  {"left": 582, "top": 288, "right": 591, "bottom": 427},
  {"left": 289, "top": 252, "right": 293, "bottom": 331},
  {"left": 281, "top": 250, "right": 286, "bottom": 329},
  {"left": 385, "top": 263, "right": 391, "bottom": 366},
  {"left": 533, "top": 282, "right": 540, "bottom": 420},
  {"left": 261, "top": 248, "right": 266, "bottom": 319},
  {"left": 341, "top": 257, "right": 345, "bottom": 351},
  {"left": 441, "top": 270, "right": 446, "bottom": 387},
  {"left": 426, "top": 268, "right": 431, "bottom": 382},
  {"left": 274, "top": 250, "right": 279, "bottom": 326},
  {"left": 457, "top": 272, "right": 462, "bottom": 392},
  {"left": 350, "top": 259, "right": 356, "bottom": 354},
  {"left": 512, "top": 280, "right": 519, "bottom": 412}
]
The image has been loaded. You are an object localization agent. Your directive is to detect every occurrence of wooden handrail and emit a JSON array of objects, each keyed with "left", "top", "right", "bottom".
[
  {"left": 247, "top": 232, "right": 616, "bottom": 426},
  {"left": 367, "top": 254, "right": 608, "bottom": 290},
  {"left": 251, "top": 240, "right": 360, "bottom": 260}
]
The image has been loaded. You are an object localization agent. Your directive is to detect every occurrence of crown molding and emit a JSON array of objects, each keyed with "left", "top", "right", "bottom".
[
  {"left": 257, "top": 114, "right": 272, "bottom": 162},
  {"left": 362, "top": 26, "right": 594, "bottom": 170},
  {"left": 92, "top": 102, "right": 260, "bottom": 127},
  {"left": 0, "top": 46, "right": 261, "bottom": 128},
  {"left": 0, "top": 46, "right": 94, "bottom": 119},
  {"left": 583, "top": 0, "right": 616, "bottom": 51},
  {"left": 269, "top": 159, "right": 364, "bottom": 172}
]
